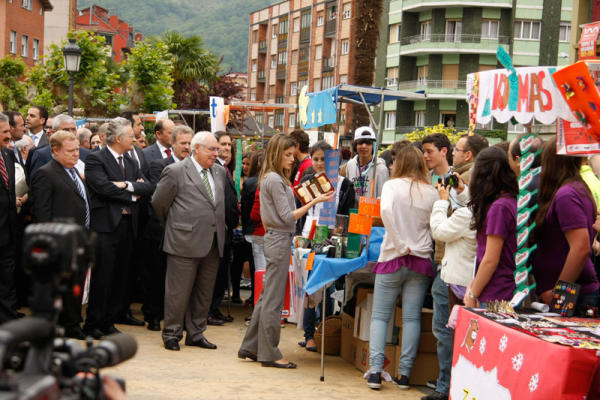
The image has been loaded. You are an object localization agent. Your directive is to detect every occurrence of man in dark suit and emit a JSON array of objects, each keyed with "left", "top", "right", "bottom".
[
  {"left": 83, "top": 117, "right": 153, "bottom": 339},
  {"left": 152, "top": 131, "right": 226, "bottom": 351},
  {"left": 30, "top": 130, "right": 91, "bottom": 339},
  {"left": 7, "top": 111, "right": 25, "bottom": 165},
  {"left": 143, "top": 118, "right": 174, "bottom": 164},
  {"left": 0, "top": 113, "right": 19, "bottom": 324},
  {"left": 26, "top": 115, "right": 90, "bottom": 179},
  {"left": 25, "top": 106, "right": 48, "bottom": 148},
  {"left": 208, "top": 131, "right": 240, "bottom": 324},
  {"left": 142, "top": 125, "right": 193, "bottom": 331}
]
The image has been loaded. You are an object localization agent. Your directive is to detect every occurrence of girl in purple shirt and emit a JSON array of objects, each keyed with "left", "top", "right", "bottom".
[
  {"left": 464, "top": 147, "right": 519, "bottom": 307},
  {"left": 532, "top": 139, "right": 599, "bottom": 307}
]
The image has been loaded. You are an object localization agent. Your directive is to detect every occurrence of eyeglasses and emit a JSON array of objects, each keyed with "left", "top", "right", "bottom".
[{"left": 202, "top": 145, "right": 220, "bottom": 153}]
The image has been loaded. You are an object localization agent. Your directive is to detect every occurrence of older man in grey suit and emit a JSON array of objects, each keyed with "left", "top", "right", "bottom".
[{"left": 152, "top": 131, "right": 226, "bottom": 351}]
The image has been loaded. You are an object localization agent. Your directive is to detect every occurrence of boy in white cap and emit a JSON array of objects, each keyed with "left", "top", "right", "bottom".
[{"left": 344, "top": 126, "right": 389, "bottom": 208}]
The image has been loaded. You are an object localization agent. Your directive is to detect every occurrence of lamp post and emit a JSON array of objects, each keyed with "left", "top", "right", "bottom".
[{"left": 62, "top": 38, "right": 82, "bottom": 116}]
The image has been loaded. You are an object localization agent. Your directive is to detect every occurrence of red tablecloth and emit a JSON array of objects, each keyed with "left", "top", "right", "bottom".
[{"left": 450, "top": 307, "right": 600, "bottom": 399}]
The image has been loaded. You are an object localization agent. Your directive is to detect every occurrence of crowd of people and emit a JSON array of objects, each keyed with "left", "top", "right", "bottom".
[{"left": 2, "top": 106, "right": 600, "bottom": 397}]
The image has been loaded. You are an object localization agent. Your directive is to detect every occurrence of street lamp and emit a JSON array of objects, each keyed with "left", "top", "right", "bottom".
[{"left": 62, "top": 38, "right": 82, "bottom": 116}]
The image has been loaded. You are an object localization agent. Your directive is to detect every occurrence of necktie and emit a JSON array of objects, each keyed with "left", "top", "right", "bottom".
[
  {"left": 202, "top": 169, "right": 214, "bottom": 203},
  {"left": 69, "top": 169, "right": 90, "bottom": 229},
  {"left": 117, "top": 155, "right": 126, "bottom": 178},
  {"left": 165, "top": 148, "right": 172, "bottom": 158},
  {"left": 0, "top": 153, "right": 8, "bottom": 187}
]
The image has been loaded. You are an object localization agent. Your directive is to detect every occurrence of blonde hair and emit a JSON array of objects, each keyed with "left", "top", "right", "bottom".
[
  {"left": 259, "top": 133, "right": 297, "bottom": 186},
  {"left": 50, "top": 130, "right": 77, "bottom": 150},
  {"left": 391, "top": 145, "right": 429, "bottom": 183}
]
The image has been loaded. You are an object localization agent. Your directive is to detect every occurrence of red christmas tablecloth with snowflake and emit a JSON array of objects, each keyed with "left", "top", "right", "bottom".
[{"left": 450, "top": 307, "right": 600, "bottom": 399}]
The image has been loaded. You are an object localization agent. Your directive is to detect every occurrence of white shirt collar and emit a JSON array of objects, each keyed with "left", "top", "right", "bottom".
[
  {"left": 156, "top": 141, "right": 171, "bottom": 158},
  {"left": 107, "top": 145, "right": 124, "bottom": 162},
  {"left": 172, "top": 153, "right": 181, "bottom": 163}
]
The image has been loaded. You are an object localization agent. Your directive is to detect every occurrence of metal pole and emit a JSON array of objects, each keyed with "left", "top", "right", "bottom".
[
  {"left": 68, "top": 73, "right": 74, "bottom": 117},
  {"left": 320, "top": 284, "right": 326, "bottom": 382}
]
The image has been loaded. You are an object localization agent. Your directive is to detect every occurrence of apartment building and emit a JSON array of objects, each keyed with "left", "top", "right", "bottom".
[
  {"left": 248, "top": 0, "right": 357, "bottom": 135},
  {"left": 1, "top": 0, "right": 53, "bottom": 68},
  {"left": 382, "top": 0, "right": 573, "bottom": 143},
  {"left": 44, "top": 0, "right": 77, "bottom": 49}
]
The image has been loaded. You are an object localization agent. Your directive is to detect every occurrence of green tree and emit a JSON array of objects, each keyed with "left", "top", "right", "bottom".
[
  {"left": 124, "top": 39, "right": 174, "bottom": 113},
  {"left": 25, "top": 30, "right": 126, "bottom": 116},
  {"left": 0, "top": 56, "right": 27, "bottom": 112},
  {"left": 158, "top": 31, "right": 219, "bottom": 107}
]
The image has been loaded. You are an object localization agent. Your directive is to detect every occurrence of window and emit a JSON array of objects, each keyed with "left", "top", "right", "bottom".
[
  {"left": 327, "top": 6, "right": 337, "bottom": 20},
  {"left": 269, "top": 84, "right": 275, "bottom": 97},
  {"left": 514, "top": 20, "right": 541, "bottom": 40},
  {"left": 442, "top": 64, "right": 459, "bottom": 84},
  {"left": 299, "top": 47, "right": 309, "bottom": 61},
  {"left": 420, "top": 21, "right": 431, "bottom": 40},
  {"left": 298, "top": 79, "right": 308, "bottom": 91},
  {"left": 291, "top": 50, "right": 298, "bottom": 64},
  {"left": 389, "top": 23, "right": 401, "bottom": 43},
  {"left": 315, "top": 45, "right": 322, "bottom": 60},
  {"left": 268, "top": 116, "right": 274, "bottom": 128},
  {"left": 417, "top": 65, "right": 429, "bottom": 83},
  {"left": 32, "top": 38, "right": 39, "bottom": 60},
  {"left": 256, "top": 113, "right": 263, "bottom": 124},
  {"left": 252, "top": 61, "right": 257, "bottom": 72},
  {"left": 293, "top": 17, "right": 300, "bottom": 32},
  {"left": 272, "top": 24, "right": 278, "bottom": 38},
  {"left": 415, "top": 111, "right": 426, "bottom": 127},
  {"left": 250, "top": 92, "right": 256, "bottom": 101},
  {"left": 386, "top": 67, "right": 399, "bottom": 86},
  {"left": 22, "top": 0, "right": 31, "bottom": 10},
  {"left": 559, "top": 23, "right": 571, "bottom": 42},
  {"left": 301, "top": 11, "right": 312, "bottom": 29},
  {"left": 278, "top": 50, "right": 287, "bottom": 65},
  {"left": 9, "top": 31, "right": 16, "bottom": 54},
  {"left": 21, "top": 35, "right": 28, "bottom": 57},
  {"left": 481, "top": 20, "right": 499, "bottom": 39},
  {"left": 341, "top": 40, "right": 349, "bottom": 55},
  {"left": 445, "top": 20, "right": 462, "bottom": 42},
  {"left": 385, "top": 112, "right": 396, "bottom": 130},
  {"left": 314, "top": 79, "right": 321, "bottom": 91},
  {"left": 343, "top": 3, "right": 351, "bottom": 19},
  {"left": 275, "top": 113, "right": 284, "bottom": 127},
  {"left": 289, "top": 113, "right": 296, "bottom": 128},
  {"left": 290, "top": 82, "right": 298, "bottom": 95},
  {"left": 271, "top": 55, "right": 277, "bottom": 68},
  {"left": 340, "top": 75, "right": 347, "bottom": 85},
  {"left": 279, "top": 19, "right": 288, "bottom": 34},
  {"left": 252, "top": 30, "right": 258, "bottom": 41},
  {"left": 317, "top": 13, "right": 324, "bottom": 26},
  {"left": 323, "top": 75, "right": 335, "bottom": 89}
]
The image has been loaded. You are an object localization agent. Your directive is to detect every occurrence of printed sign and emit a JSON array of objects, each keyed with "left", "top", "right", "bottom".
[
  {"left": 358, "top": 196, "right": 381, "bottom": 218},
  {"left": 209, "top": 96, "right": 226, "bottom": 132},
  {"left": 579, "top": 22, "right": 600, "bottom": 60},
  {"left": 348, "top": 213, "right": 372, "bottom": 236}
]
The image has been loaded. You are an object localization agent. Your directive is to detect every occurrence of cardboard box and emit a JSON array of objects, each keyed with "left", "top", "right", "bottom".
[
  {"left": 340, "top": 313, "right": 356, "bottom": 364},
  {"left": 354, "top": 293, "right": 395, "bottom": 343},
  {"left": 355, "top": 339, "right": 397, "bottom": 376},
  {"left": 395, "top": 306, "right": 433, "bottom": 333},
  {"left": 417, "top": 331, "right": 437, "bottom": 354},
  {"left": 406, "top": 352, "right": 439, "bottom": 386}
]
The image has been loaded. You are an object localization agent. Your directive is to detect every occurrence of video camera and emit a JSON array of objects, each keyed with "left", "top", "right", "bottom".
[
  {"left": 0, "top": 223, "right": 137, "bottom": 400},
  {"left": 438, "top": 173, "right": 459, "bottom": 188}
]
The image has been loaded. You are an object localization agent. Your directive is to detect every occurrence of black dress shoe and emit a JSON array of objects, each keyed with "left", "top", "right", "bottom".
[
  {"left": 185, "top": 336, "right": 217, "bottom": 349},
  {"left": 238, "top": 349, "right": 257, "bottom": 361},
  {"left": 207, "top": 316, "right": 224, "bottom": 326},
  {"left": 117, "top": 312, "right": 145, "bottom": 326},
  {"left": 164, "top": 339, "right": 180, "bottom": 351},
  {"left": 213, "top": 311, "right": 233, "bottom": 323},
  {"left": 147, "top": 319, "right": 161, "bottom": 331},
  {"left": 83, "top": 327, "right": 104, "bottom": 340},
  {"left": 65, "top": 326, "right": 86, "bottom": 340},
  {"left": 103, "top": 325, "right": 122, "bottom": 335}
]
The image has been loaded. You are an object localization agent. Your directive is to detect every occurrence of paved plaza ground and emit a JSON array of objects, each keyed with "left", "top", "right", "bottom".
[{"left": 104, "top": 300, "right": 431, "bottom": 400}]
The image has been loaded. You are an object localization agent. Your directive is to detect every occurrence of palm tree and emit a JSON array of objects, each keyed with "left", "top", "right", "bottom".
[{"left": 157, "top": 31, "right": 219, "bottom": 105}]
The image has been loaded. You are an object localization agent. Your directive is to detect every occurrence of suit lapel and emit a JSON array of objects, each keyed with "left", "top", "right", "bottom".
[
  {"left": 51, "top": 160, "right": 85, "bottom": 201},
  {"left": 211, "top": 164, "right": 223, "bottom": 206},
  {"left": 184, "top": 158, "right": 215, "bottom": 207},
  {"left": 101, "top": 147, "right": 124, "bottom": 179}
]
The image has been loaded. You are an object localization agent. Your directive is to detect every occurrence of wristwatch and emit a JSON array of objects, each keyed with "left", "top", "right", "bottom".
[{"left": 468, "top": 290, "right": 478, "bottom": 301}]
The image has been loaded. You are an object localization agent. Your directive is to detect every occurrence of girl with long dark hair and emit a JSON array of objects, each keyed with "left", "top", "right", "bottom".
[
  {"left": 464, "top": 147, "right": 518, "bottom": 307},
  {"left": 532, "top": 139, "right": 599, "bottom": 306}
]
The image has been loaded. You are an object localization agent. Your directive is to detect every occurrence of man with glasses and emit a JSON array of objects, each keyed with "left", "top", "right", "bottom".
[
  {"left": 451, "top": 134, "right": 488, "bottom": 185},
  {"left": 152, "top": 131, "right": 227, "bottom": 351}
]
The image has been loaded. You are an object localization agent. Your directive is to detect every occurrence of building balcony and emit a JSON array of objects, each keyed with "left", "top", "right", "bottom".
[
  {"left": 322, "top": 57, "right": 335, "bottom": 72},
  {"left": 298, "top": 60, "right": 309, "bottom": 77},
  {"left": 257, "top": 70, "right": 266, "bottom": 82},
  {"left": 401, "top": 0, "right": 511, "bottom": 12},
  {"left": 258, "top": 41, "right": 267, "bottom": 53},
  {"left": 395, "top": 125, "right": 468, "bottom": 134},
  {"left": 397, "top": 79, "right": 467, "bottom": 99},
  {"left": 324, "top": 19, "right": 336, "bottom": 38},
  {"left": 276, "top": 66, "right": 287, "bottom": 80},
  {"left": 400, "top": 34, "right": 510, "bottom": 56},
  {"left": 300, "top": 28, "right": 311, "bottom": 43},
  {"left": 278, "top": 36, "right": 288, "bottom": 49}
]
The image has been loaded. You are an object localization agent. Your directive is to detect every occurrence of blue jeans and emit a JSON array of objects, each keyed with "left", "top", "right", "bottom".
[
  {"left": 432, "top": 271, "right": 452, "bottom": 395},
  {"left": 368, "top": 267, "right": 431, "bottom": 376}
]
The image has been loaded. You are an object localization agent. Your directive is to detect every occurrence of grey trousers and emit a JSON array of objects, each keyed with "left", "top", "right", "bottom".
[
  {"left": 240, "top": 230, "right": 292, "bottom": 362},
  {"left": 162, "top": 239, "right": 220, "bottom": 343}
]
